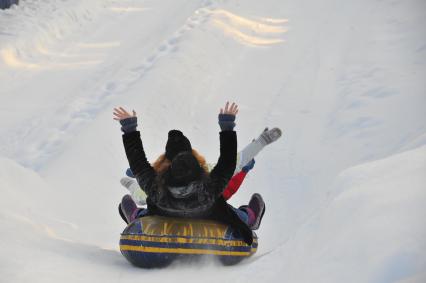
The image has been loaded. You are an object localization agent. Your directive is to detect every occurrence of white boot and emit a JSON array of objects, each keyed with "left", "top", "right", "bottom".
[
  {"left": 120, "top": 177, "right": 147, "bottom": 205},
  {"left": 235, "top": 127, "right": 282, "bottom": 173},
  {"left": 257, "top": 127, "right": 282, "bottom": 146}
]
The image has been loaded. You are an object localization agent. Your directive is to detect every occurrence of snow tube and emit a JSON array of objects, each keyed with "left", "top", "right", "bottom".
[
  {"left": 120, "top": 215, "right": 257, "bottom": 267},
  {"left": 0, "top": 0, "right": 19, "bottom": 10}
]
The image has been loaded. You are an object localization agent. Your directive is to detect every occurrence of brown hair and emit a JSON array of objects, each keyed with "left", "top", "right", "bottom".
[{"left": 152, "top": 149, "right": 209, "bottom": 174}]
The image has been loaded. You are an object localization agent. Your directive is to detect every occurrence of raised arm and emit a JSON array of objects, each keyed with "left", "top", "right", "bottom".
[
  {"left": 113, "top": 107, "right": 156, "bottom": 195},
  {"left": 209, "top": 102, "right": 238, "bottom": 196}
]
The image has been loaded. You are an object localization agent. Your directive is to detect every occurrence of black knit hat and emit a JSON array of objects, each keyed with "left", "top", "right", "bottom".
[
  {"left": 165, "top": 130, "right": 192, "bottom": 161},
  {"left": 169, "top": 152, "right": 202, "bottom": 186}
]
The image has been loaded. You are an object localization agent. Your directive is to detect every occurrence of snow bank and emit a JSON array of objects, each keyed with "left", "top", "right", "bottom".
[
  {"left": 0, "top": 157, "right": 131, "bottom": 283},
  {"left": 244, "top": 146, "right": 426, "bottom": 283}
]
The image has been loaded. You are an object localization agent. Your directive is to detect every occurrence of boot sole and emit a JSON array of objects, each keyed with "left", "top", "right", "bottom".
[
  {"left": 265, "top": 128, "right": 282, "bottom": 143},
  {"left": 118, "top": 204, "right": 129, "bottom": 224},
  {"left": 250, "top": 193, "right": 266, "bottom": 230}
]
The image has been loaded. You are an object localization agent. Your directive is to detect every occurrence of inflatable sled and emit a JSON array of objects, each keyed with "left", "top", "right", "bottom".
[{"left": 120, "top": 215, "right": 257, "bottom": 267}]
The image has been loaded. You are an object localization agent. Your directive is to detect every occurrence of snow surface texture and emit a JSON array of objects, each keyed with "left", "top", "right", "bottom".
[{"left": 1, "top": 0, "right": 425, "bottom": 282}]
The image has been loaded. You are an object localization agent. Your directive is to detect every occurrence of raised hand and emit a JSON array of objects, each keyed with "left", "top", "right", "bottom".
[
  {"left": 218, "top": 102, "right": 238, "bottom": 131},
  {"left": 220, "top": 101, "right": 239, "bottom": 116},
  {"left": 113, "top": 107, "right": 137, "bottom": 121},
  {"left": 114, "top": 107, "right": 138, "bottom": 133}
]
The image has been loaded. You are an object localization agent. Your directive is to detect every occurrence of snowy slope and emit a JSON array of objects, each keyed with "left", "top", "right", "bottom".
[
  {"left": 1, "top": 0, "right": 425, "bottom": 282},
  {"left": 251, "top": 145, "right": 426, "bottom": 283}
]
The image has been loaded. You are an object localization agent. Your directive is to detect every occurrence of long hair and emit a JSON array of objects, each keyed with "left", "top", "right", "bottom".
[{"left": 152, "top": 149, "right": 209, "bottom": 174}]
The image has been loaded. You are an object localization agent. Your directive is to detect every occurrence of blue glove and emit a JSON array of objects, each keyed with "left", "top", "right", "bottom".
[
  {"left": 120, "top": 117, "right": 138, "bottom": 133},
  {"left": 218, "top": 114, "right": 236, "bottom": 131},
  {"left": 126, "top": 168, "right": 135, "bottom": 178},
  {"left": 242, "top": 159, "right": 255, "bottom": 173}
]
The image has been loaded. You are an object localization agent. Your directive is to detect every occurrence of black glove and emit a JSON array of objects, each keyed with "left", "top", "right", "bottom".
[
  {"left": 218, "top": 114, "right": 235, "bottom": 131},
  {"left": 120, "top": 117, "right": 138, "bottom": 133}
]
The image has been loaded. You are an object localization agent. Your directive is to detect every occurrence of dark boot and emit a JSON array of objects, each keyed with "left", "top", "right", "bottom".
[
  {"left": 118, "top": 203, "right": 128, "bottom": 224},
  {"left": 247, "top": 193, "right": 266, "bottom": 230},
  {"left": 120, "top": 194, "right": 139, "bottom": 223}
]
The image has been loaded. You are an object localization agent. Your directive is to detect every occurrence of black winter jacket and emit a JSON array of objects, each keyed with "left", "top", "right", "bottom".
[{"left": 122, "top": 130, "right": 253, "bottom": 245}]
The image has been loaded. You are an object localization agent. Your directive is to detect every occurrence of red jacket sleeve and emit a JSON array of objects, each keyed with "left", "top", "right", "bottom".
[{"left": 222, "top": 171, "right": 247, "bottom": 200}]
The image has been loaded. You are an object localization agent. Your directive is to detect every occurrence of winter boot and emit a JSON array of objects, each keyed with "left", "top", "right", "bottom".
[
  {"left": 257, "top": 127, "right": 282, "bottom": 146},
  {"left": 247, "top": 193, "right": 266, "bottom": 230},
  {"left": 120, "top": 194, "right": 139, "bottom": 223},
  {"left": 120, "top": 176, "right": 137, "bottom": 189},
  {"left": 238, "top": 205, "right": 256, "bottom": 225},
  {"left": 120, "top": 177, "right": 147, "bottom": 205},
  {"left": 235, "top": 127, "right": 283, "bottom": 173},
  {"left": 118, "top": 203, "right": 128, "bottom": 224}
]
